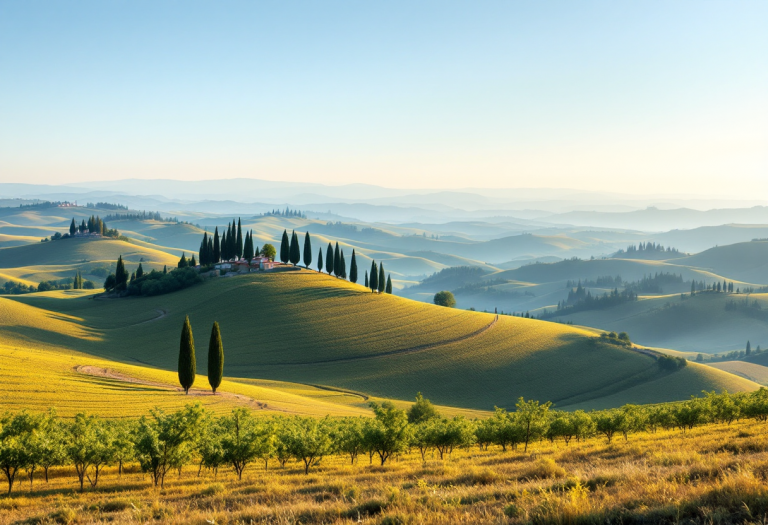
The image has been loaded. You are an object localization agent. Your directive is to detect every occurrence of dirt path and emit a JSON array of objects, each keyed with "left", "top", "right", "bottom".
[
  {"left": 132, "top": 309, "right": 168, "bottom": 326},
  {"left": 74, "top": 365, "right": 272, "bottom": 410},
  {"left": 264, "top": 315, "right": 500, "bottom": 366}
]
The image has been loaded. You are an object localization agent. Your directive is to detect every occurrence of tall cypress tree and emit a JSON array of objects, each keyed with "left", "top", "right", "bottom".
[
  {"left": 370, "top": 260, "right": 378, "bottom": 292},
  {"left": 317, "top": 248, "right": 323, "bottom": 273},
  {"left": 289, "top": 230, "right": 301, "bottom": 265},
  {"left": 136, "top": 263, "right": 144, "bottom": 279},
  {"left": 341, "top": 251, "right": 347, "bottom": 278},
  {"left": 303, "top": 232, "right": 312, "bottom": 268},
  {"left": 208, "top": 321, "right": 224, "bottom": 394},
  {"left": 115, "top": 255, "right": 129, "bottom": 291},
  {"left": 364, "top": 270, "right": 369, "bottom": 288},
  {"left": 280, "top": 230, "right": 290, "bottom": 264},
  {"left": 326, "top": 243, "right": 334, "bottom": 275},
  {"left": 178, "top": 315, "right": 196, "bottom": 394},
  {"left": 221, "top": 231, "right": 228, "bottom": 260},
  {"left": 236, "top": 219, "right": 243, "bottom": 259},
  {"left": 334, "top": 242, "right": 341, "bottom": 277},
  {"left": 213, "top": 227, "right": 220, "bottom": 262},
  {"left": 378, "top": 262, "right": 385, "bottom": 293},
  {"left": 386, "top": 274, "right": 392, "bottom": 294},
  {"left": 69, "top": 218, "right": 76, "bottom": 236},
  {"left": 350, "top": 250, "right": 358, "bottom": 283},
  {"left": 200, "top": 232, "right": 209, "bottom": 265}
]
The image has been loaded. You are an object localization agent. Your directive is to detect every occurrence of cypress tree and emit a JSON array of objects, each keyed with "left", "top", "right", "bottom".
[
  {"left": 378, "top": 262, "right": 385, "bottom": 293},
  {"left": 236, "top": 219, "right": 243, "bottom": 259},
  {"left": 303, "top": 232, "right": 312, "bottom": 268},
  {"left": 326, "top": 243, "right": 334, "bottom": 275},
  {"left": 289, "top": 230, "right": 301, "bottom": 265},
  {"left": 190, "top": 255, "right": 196, "bottom": 267},
  {"left": 163, "top": 265, "right": 167, "bottom": 274},
  {"left": 178, "top": 316, "right": 196, "bottom": 394},
  {"left": 334, "top": 242, "right": 341, "bottom": 277},
  {"left": 136, "top": 263, "right": 144, "bottom": 279},
  {"left": 747, "top": 341, "right": 752, "bottom": 355},
  {"left": 80, "top": 219, "right": 86, "bottom": 233},
  {"left": 221, "top": 231, "right": 228, "bottom": 260},
  {"left": 370, "top": 260, "right": 378, "bottom": 292},
  {"left": 280, "top": 230, "right": 290, "bottom": 264},
  {"left": 208, "top": 321, "right": 224, "bottom": 394},
  {"left": 115, "top": 255, "right": 129, "bottom": 291},
  {"left": 340, "top": 250, "right": 346, "bottom": 278},
  {"left": 69, "top": 218, "right": 76, "bottom": 236},
  {"left": 350, "top": 250, "right": 358, "bottom": 283},
  {"left": 386, "top": 274, "right": 392, "bottom": 294},
  {"left": 317, "top": 248, "right": 323, "bottom": 273},
  {"left": 178, "top": 253, "right": 188, "bottom": 268},
  {"left": 213, "top": 228, "right": 220, "bottom": 262},
  {"left": 200, "top": 232, "right": 209, "bottom": 265},
  {"left": 364, "top": 270, "right": 369, "bottom": 288}
]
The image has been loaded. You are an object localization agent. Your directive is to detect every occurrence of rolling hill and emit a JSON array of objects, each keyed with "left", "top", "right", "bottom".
[
  {"left": 0, "top": 237, "right": 179, "bottom": 285},
  {"left": 4, "top": 270, "right": 758, "bottom": 412}
]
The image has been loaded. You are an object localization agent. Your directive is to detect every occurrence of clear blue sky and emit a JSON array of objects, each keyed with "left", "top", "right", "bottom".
[{"left": 0, "top": 1, "right": 766, "bottom": 194}]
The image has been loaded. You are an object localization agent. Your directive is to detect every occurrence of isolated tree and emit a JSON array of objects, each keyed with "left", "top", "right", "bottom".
[
  {"left": 434, "top": 291, "right": 456, "bottom": 307},
  {"left": 69, "top": 218, "right": 76, "bottom": 236},
  {"left": 303, "top": 232, "right": 312, "bottom": 268},
  {"left": 208, "top": 322, "right": 224, "bottom": 394},
  {"left": 364, "top": 271, "right": 369, "bottom": 288},
  {"left": 178, "top": 316, "right": 196, "bottom": 394},
  {"left": 326, "top": 243, "right": 334, "bottom": 275},
  {"left": 378, "top": 262, "right": 385, "bottom": 293},
  {"left": 747, "top": 341, "right": 752, "bottom": 356},
  {"left": 236, "top": 218, "right": 243, "bottom": 259},
  {"left": 213, "top": 227, "right": 221, "bottom": 262},
  {"left": 386, "top": 274, "right": 393, "bottom": 294},
  {"left": 317, "top": 248, "right": 323, "bottom": 273},
  {"left": 289, "top": 230, "right": 301, "bottom": 266},
  {"left": 350, "top": 250, "right": 358, "bottom": 283},
  {"left": 369, "top": 261, "right": 378, "bottom": 292},
  {"left": 280, "top": 230, "right": 290, "bottom": 264}
]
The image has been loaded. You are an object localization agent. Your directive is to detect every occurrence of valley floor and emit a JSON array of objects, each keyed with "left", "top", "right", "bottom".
[{"left": 3, "top": 420, "right": 768, "bottom": 524}]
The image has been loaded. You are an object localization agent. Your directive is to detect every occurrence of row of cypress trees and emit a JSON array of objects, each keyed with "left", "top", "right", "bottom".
[
  {"left": 178, "top": 316, "right": 224, "bottom": 395},
  {"left": 278, "top": 229, "right": 393, "bottom": 294},
  {"left": 199, "top": 218, "right": 262, "bottom": 266}
]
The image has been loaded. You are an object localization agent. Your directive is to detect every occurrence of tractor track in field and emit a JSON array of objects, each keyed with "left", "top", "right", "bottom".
[
  {"left": 264, "top": 315, "right": 500, "bottom": 366},
  {"left": 73, "top": 365, "right": 275, "bottom": 411}
]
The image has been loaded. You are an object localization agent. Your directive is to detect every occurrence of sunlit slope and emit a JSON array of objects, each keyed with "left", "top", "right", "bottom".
[
  {"left": 0, "top": 237, "right": 179, "bottom": 283},
  {"left": 552, "top": 292, "right": 768, "bottom": 354},
  {"left": 708, "top": 361, "right": 768, "bottom": 385},
  {"left": 9, "top": 271, "right": 759, "bottom": 410},
  {"left": 110, "top": 219, "right": 207, "bottom": 252},
  {"left": 672, "top": 241, "right": 768, "bottom": 285},
  {"left": 0, "top": 296, "right": 370, "bottom": 418}
]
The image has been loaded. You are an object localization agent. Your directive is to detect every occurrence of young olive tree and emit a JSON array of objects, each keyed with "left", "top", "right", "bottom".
[{"left": 366, "top": 401, "right": 411, "bottom": 465}]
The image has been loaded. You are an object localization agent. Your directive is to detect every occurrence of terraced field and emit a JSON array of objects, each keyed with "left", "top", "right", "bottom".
[{"left": 4, "top": 270, "right": 758, "bottom": 412}]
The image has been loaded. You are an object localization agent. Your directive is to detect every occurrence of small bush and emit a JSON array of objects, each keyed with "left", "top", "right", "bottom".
[
  {"left": 522, "top": 458, "right": 567, "bottom": 480},
  {"left": 201, "top": 483, "right": 226, "bottom": 497}
]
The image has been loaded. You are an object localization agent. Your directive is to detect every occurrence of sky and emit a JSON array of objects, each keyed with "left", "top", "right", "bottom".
[{"left": 0, "top": 1, "right": 766, "bottom": 195}]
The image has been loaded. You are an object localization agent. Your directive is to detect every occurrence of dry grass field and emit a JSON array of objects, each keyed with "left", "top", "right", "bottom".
[{"left": 3, "top": 418, "right": 768, "bottom": 524}]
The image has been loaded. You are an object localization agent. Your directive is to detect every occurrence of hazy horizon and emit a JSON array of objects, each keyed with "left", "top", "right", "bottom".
[{"left": 1, "top": 1, "right": 766, "bottom": 196}]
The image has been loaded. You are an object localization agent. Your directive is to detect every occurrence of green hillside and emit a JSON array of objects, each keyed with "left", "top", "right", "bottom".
[
  {"left": 672, "top": 241, "right": 768, "bottom": 285},
  {"left": 7, "top": 270, "right": 758, "bottom": 411},
  {"left": 550, "top": 292, "right": 768, "bottom": 354},
  {"left": 0, "top": 237, "right": 179, "bottom": 285}
]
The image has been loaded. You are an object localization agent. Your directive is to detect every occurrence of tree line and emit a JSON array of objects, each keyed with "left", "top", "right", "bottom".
[
  {"left": 2, "top": 272, "right": 95, "bottom": 295},
  {"left": 279, "top": 229, "right": 393, "bottom": 293},
  {"left": 3, "top": 388, "right": 768, "bottom": 496}
]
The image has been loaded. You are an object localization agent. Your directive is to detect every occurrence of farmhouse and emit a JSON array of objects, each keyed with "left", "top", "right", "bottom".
[{"left": 214, "top": 257, "right": 275, "bottom": 273}]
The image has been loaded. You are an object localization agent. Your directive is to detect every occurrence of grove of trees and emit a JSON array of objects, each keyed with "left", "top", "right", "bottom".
[{"left": 3, "top": 388, "right": 768, "bottom": 495}]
